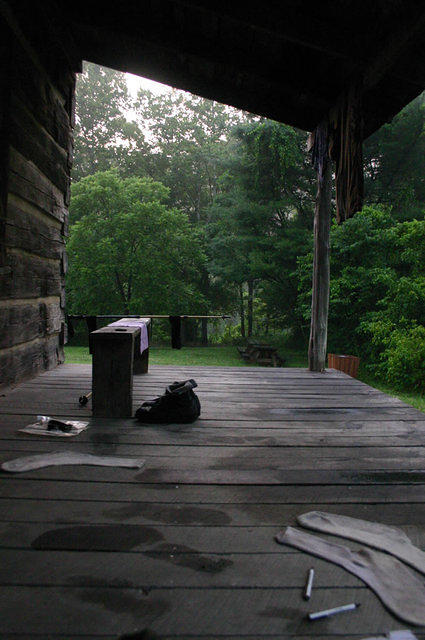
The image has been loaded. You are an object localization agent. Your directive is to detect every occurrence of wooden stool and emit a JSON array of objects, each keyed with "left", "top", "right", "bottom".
[
  {"left": 91, "top": 325, "right": 140, "bottom": 417},
  {"left": 91, "top": 318, "right": 150, "bottom": 416}
]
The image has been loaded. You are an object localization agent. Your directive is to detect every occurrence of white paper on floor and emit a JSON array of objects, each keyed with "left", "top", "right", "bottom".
[
  {"left": 20, "top": 416, "right": 89, "bottom": 437},
  {"left": 1, "top": 451, "right": 145, "bottom": 473}
]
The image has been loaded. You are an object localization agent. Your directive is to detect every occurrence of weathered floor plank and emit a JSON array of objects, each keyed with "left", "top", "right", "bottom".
[
  {"left": 3, "top": 479, "right": 425, "bottom": 503},
  {"left": 2, "top": 497, "right": 425, "bottom": 526},
  {"left": 0, "top": 586, "right": 421, "bottom": 636},
  {"left": 0, "top": 363, "right": 424, "bottom": 638}
]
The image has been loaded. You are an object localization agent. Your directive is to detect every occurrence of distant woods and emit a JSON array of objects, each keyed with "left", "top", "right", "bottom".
[{"left": 68, "top": 63, "right": 425, "bottom": 390}]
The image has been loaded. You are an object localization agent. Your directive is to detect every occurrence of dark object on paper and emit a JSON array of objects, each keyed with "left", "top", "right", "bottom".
[
  {"left": 47, "top": 418, "right": 73, "bottom": 432},
  {"left": 20, "top": 416, "right": 89, "bottom": 438},
  {"left": 135, "top": 379, "right": 200, "bottom": 424}
]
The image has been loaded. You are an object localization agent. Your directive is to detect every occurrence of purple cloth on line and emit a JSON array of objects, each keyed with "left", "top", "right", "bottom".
[{"left": 108, "top": 319, "right": 149, "bottom": 353}]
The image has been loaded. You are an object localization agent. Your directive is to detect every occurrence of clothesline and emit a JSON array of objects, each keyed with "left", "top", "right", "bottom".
[
  {"left": 68, "top": 314, "right": 230, "bottom": 319},
  {"left": 67, "top": 314, "right": 230, "bottom": 349}
]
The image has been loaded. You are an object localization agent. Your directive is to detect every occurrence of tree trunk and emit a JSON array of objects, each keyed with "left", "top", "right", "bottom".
[
  {"left": 247, "top": 279, "right": 254, "bottom": 338},
  {"left": 201, "top": 318, "right": 208, "bottom": 346},
  {"left": 239, "top": 284, "right": 245, "bottom": 338},
  {"left": 308, "top": 160, "right": 332, "bottom": 372}
]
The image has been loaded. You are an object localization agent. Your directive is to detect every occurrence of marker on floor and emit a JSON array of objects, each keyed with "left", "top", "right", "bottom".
[
  {"left": 308, "top": 602, "right": 360, "bottom": 621},
  {"left": 303, "top": 568, "right": 314, "bottom": 600}
]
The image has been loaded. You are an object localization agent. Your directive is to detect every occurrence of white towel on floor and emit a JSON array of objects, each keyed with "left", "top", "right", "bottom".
[{"left": 1, "top": 451, "right": 145, "bottom": 473}]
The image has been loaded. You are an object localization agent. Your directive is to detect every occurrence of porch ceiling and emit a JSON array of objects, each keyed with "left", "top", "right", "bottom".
[{"left": 57, "top": 0, "right": 425, "bottom": 135}]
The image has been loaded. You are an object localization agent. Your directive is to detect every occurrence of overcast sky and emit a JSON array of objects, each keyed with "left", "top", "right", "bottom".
[{"left": 126, "top": 72, "right": 170, "bottom": 97}]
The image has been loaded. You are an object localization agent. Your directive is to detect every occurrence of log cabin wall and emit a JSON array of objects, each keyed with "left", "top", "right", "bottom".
[{"left": 0, "top": 8, "right": 77, "bottom": 387}]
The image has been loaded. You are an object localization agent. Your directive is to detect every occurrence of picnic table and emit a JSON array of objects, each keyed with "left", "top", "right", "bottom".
[{"left": 237, "top": 340, "right": 284, "bottom": 367}]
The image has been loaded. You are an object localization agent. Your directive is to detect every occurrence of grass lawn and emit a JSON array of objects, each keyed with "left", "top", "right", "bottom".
[
  {"left": 357, "top": 369, "right": 425, "bottom": 414},
  {"left": 65, "top": 344, "right": 308, "bottom": 367},
  {"left": 65, "top": 345, "right": 259, "bottom": 366},
  {"left": 64, "top": 345, "right": 424, "bottom": 413},
  {"left": 64, "top": 346, "right": 92, "bottom": 364}
]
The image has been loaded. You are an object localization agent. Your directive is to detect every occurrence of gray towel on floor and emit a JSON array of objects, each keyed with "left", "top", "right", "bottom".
[
  {"left": 276, "top": 526, "right": 425, "bottom": 626},
  {"left": 298, "top": 511, "right": 425, "bottom": 576},
  {"left": 1, "top": 451, "right": 145, "bottom": 473}
]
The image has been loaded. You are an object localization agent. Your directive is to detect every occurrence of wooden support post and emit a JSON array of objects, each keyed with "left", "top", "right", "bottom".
[
  {"left": 308, "top": 160, "right": 332, "bottom": 372},
  {"left": 91, "top": 326, "right": 139, "bottom": 417}
]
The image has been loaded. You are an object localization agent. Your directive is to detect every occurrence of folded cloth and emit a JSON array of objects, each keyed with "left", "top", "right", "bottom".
[
  {"left": 109, "top": 318, "right": 149, "bottom": 353},
  {"left": 276, "top": 526, "right": 425, "bottom": 626},
  {"left": 1, "top": 451, "right": 145, "bottom": 473},
  {"left": 297, "top": 511, "right": 425, "bottom": 577}
]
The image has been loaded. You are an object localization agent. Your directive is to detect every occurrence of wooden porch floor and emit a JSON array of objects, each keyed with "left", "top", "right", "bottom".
[{"left": 1, "top": 364, "right": 425, "bottom": 639}]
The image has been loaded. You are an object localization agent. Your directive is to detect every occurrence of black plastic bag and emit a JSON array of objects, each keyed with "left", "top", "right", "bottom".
[{"left": 135, "top": 379, "right": 200, "bottom": 424}]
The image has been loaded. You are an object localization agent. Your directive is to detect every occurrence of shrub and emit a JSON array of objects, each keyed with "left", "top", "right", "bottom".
[
  {"left": 383, "top": 326, "right": 425, "bottom": 392},
  {"left": 363, "top": 324, "right": 425, "bottom": 392}
]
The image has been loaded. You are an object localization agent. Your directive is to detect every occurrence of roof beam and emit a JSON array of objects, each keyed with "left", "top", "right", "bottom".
[
  {"left": 173, "top": 1, "right": 356, "bottom": 61},
  {"left": 363, "top": 5, "right": 425, "bottom": 90},
  {"left": 74, "top": 21, "right": 332, "bottom": 130}
]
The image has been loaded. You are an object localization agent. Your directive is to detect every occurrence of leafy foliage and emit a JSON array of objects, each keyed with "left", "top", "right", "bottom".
[
  {"left": 296, "top": 207, "right": 425, "bottom": 389},
  {"left": 73, "top": 64, "right": 149, "bottom": 181},
  {"left": 67, "top": 171, "right": 206, "bottom": 314},
  {"left": 364, "top": 93, "right": 425, "bottom": 219},
  {"left": 69, "top": 63, "right": 425, "bottom": 392},
  {"left": 207, "top": 119, "right": 315, "bottom": 335}
]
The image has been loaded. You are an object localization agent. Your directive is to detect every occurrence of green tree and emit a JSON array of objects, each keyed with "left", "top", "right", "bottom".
[
  {"left": 295, "top": 207, "right": 425, "bottom": 390},
  {"left": 296, "top": 207, "right": 401, "bottom": 355},
  {"left": 134, "top": 89, "right": 249, "bottom": 222},
  {"left": 67, "top": 171, "right": 206, "bottom": 315},
  {"left": 73, "top": 63, "right": 148, "bottom": 181},
  {"left": 208, "top": 119, "right": 315, "bottom": 336},
  {"left": 364, "top": 91, "right": 425, "bottom": 219},
  {"left": 133, "top": 89, "right": 252, "bottom": 330}
]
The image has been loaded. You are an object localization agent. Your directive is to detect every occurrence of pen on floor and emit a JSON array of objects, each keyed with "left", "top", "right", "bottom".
[
  {"left": 308, "top": 602, "right": 360, "bottom": 621},
  {"left": 303, "top": 568, "right": 314, "bottom": 600}
]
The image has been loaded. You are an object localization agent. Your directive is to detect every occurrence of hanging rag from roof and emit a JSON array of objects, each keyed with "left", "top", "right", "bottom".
[
  {"left": 86, "top": 315, "right": 98, "bottom": 354},
  {"left": 169, "top": 315, "right": 182, "bottom": 349},
  {"left": 328, "top": 81, "right": 364, "bottom": 223},
  {"left": 66, "top": 315, "right": 75, "bottom": 339}
]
